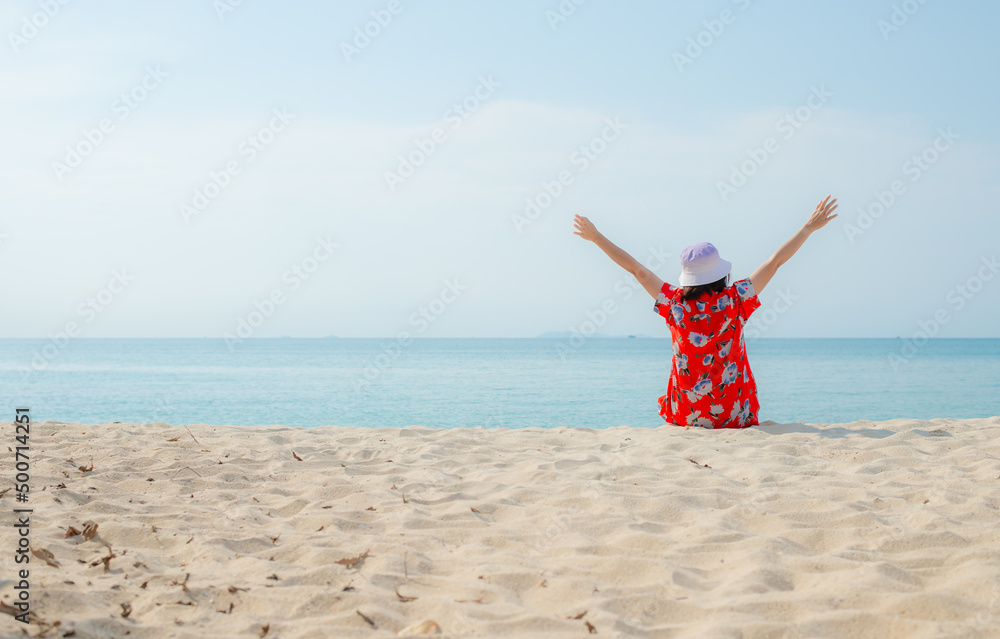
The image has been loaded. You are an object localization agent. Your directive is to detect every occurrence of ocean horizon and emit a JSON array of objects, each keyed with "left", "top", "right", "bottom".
[{"left": 2, "top": 338, "right": 997, "bottom": 429}]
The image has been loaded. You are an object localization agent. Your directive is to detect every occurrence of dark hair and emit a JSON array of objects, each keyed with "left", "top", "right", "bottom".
[{"left": 681, "top": 275, "right": 730, "bottom": 301}]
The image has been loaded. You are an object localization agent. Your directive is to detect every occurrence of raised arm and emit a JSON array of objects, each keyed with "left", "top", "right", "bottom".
[
  {"left": 750, "top": 195, "right": 838, "bottom": 294},
  {"left": 573, "top": 215, "right": 664, "bottom": 299}
]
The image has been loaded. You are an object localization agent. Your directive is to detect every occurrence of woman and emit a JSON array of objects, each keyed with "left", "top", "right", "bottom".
[{"left": 573, "top": 195, "right": 839, "bottom": 428}]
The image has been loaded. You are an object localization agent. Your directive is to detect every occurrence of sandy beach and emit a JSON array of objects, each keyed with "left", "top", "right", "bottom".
[{"left": 2, "top": 417, "right": 999, "bottom": 638}]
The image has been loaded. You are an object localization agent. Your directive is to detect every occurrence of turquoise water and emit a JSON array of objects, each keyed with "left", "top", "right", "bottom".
[{"left": 1, "top": 339, "right": 997, "bottom": 428}]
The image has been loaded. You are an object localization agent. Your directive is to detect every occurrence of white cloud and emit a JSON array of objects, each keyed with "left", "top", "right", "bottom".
[{"left": 0, "top": 97, "right": 996, "bottom": 337}]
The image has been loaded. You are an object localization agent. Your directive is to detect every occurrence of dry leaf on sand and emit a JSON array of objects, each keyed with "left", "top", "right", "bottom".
[
  {"left": 336, "top": 549, "right": 370, "bottom": 569},
  {"left": 397, "top": 620, "right": 441, "bottom": 635},
  {"left": 395, "top": 587, "right": 417, "bottom": 602},
  {"left": 356, "top": 610, "right": 376, "bottom": 628},
  {"left": 30, "top": 546, "right": 60, "bottom": 568},
  {"left": 90, "top": 546, "right": 116, "bottom": 572},
  {"left": 82, "top": 521, "right": 99, "bottom": 541}
]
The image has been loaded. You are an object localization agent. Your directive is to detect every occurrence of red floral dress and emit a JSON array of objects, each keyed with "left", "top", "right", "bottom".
[{"left": 653, "top": 278, "right": 761, "bottom": 428}]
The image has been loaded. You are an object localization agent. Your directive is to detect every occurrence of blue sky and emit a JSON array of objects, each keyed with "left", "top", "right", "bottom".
[{"left": 1, "top": 0, "right": 998, "bottom": 338}]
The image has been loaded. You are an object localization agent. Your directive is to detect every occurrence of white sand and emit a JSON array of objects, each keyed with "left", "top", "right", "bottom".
[{"left": 2, "top": 417, "right": 999, "bottom": 638}]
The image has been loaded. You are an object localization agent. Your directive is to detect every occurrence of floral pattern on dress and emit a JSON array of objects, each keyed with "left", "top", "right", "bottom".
[{"left": 653, "top": 278, "right": 761, "bottom": 429}]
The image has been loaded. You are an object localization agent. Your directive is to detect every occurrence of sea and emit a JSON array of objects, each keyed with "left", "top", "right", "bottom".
[{"left": 1, "top": 338, "right": 998, "bottom": 429}]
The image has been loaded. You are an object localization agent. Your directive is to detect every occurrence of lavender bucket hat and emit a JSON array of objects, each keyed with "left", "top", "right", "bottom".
[{"left": 678, "top": 242, "right": 732, "bottom": 287}]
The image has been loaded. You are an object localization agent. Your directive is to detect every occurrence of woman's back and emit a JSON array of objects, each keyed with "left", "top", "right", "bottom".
[{"left": 654, "top": 278, "right": 761, "bottom": 428}]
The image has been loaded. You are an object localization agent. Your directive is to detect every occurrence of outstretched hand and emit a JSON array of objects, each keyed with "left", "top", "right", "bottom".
[
  {"left": 751, "top": 194, "right": 840, "bottom": 295},
  {"left": 805, "top": 195, "right": 839, "bottom": 232},
  {"left": 573, "top": 215, "right": 602, "bottom": 242},
  {"left": 573, "top": 214, "right": 665, "bottom": 298}
]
